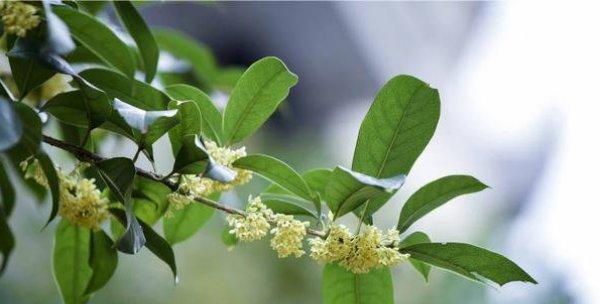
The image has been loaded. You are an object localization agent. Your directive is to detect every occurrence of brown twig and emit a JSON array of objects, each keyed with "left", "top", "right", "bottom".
[{"left": 42, "top": 135, "right": 325, "bottom": 237}]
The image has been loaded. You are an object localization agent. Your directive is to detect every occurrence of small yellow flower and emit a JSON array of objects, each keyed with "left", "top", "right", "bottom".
[
  {"left": 226, "top": 196, "right": 272, "bottom": 242},
  {"left": 0, "top": 1, "right": 41, "bottom": 37},
  {"left": 270, "top": 213, "right": 309, "bottom": 258},
  {"left": 309, "top": 223, "right": 353, "bottom": 263},
  {"left": 58, "top": 170, "right": 109, "bottom": 230},
  {"left": 20, "top": 157, "right": 48, "bottom": 187},
  {"left": 339, "top": 226, "right": 383, "bottom": 274}
]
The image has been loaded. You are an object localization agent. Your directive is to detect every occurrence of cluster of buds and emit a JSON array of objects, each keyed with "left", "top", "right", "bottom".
[
  {"left": 57, "top": 170, "right": 109, "bottom": 230},
  {"left": 0, "top": 1, "right": 41, "bottom": 37},
  {"left": 308, "top": 214, "right": 409, "bottom": 274},
  {"left": 167, "top": 140, "right": 252, "bottom": 215}
]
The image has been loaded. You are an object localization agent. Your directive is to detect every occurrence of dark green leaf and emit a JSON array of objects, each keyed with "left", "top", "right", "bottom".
[
  {"left": 401, "top": 242, "right": 537, "bottom": 286},
  {"left": 37, "top": 152, "right": 60, "bottom": 226},
  {"left": 9, "top": 52, "right": 55, "bottom": 99},
  {"left": 80, "top": 68, "right": 170, "bottom": 110},
  {"left": 259, "top": 193, "right": 317, "bottom": 218},
  {"left": 233, "top": 154, "right": 313, "bottom": 201},
  {"left": 8, "top": 37, "right": 75, "bottom": 75},
  {"left": 164, "top": 199, "right": 215, "bottom": 244},
  {"left": 397, "top": 175, "right": 488, "bottom": 234},
  {"left": 95, "top": 158, "right": 145, "bottom": 254},
  {"left": 10, "top": 103, "right": 42, "bottom": 156},
  {"left": 397, "top": 232, "right": 431, "bottom": 281},
  {"left": 42, "top": 89, "right": 112, "bottom": 129},
  {"left": 323, "top": 263, "right": 393, "bottom": 304},
  {"left": 325, "top": 166, "right": 405, "bottom": 219},
  {"left": 0, "top": 161, "right": 16, "bottom": 216},
  {"left": 113, "top": 1, "right": 159, "bottom": 82},
  {"left": 223, "top": 57, "right": 298, "bottom": 144},
  {"left": 111, "top": 208, "right": 178, "bottom": 281},
  {"left": 84, "top": 230, "right": 118, "bottom": 295},
  {"left": 113, "top": 99, "right": 179, "bottom": 146},
  {"left": 132, "top": 177, "right": 171, "bottom": 225},
  {"left": 167, "top": 100, "right": 202, "bottom": 155},
  {"left": 43, "top": 0, "right": 76, "bottom": 55},
  {"left": 0, "top": 208, "right": 14, "bottom": 275},
  {"left": 164, "top": 84, "right": 223, "bottom": 145},
  {"left": 53, "top": 5, "right": 136, "bottom": 77},
  {"left": 172, "top": 135, "right": 209, "bottom": 174},
  {"left": 53, "top": 219, "right": 93, "bottom": 304},
  {"left": 0, "top": 98, "right": 22, "bottom": 151},
  {"left": 0, "top": 78, "right": 17, "bottom": 101},
  {"left": 351, "top": 75, "right": 440, "bottom": 217}
]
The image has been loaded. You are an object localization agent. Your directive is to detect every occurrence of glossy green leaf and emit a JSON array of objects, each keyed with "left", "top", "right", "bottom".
[
  {"left": 53, "top": 5, "right": 136, "bottom": 77},
  {"left": 53, "top": 219, "right": 93, "bottom": 304},
  {"left": 84, "top": 230, "right": 118, "bottom": 295},
  {"left": 265, "top": 168, "right": 331, "bottom": 213},
  {"left": 8, "top": 36, "right": 56, "bottom": 98},
  {"left": 95, "top": 158, "right": 144, "bottom": 254},
  {"left": 323, "top": 263, "right": 393, "bottom": 304},
  {"left": 0, "top": 98, "right": 22, "bottom": 151},
  {"left": 11, "top": 103, "right": 42, "bottom": 156},
  {"left": 397, "top": 231, "right": 431, "bottom": 281},
  {"left": 233, "top": 154, "right": 313, "bottom": 201},
  {"left": 114, "top": 1, "right": 159, "bottom": 82},
  {"left": 172, "top": 134, "right": 209, "bottom": 174},
  {"left": 113, "top": 99, "right": 179, "bottom": 146},
  {"left": 42, "top": 89, "right": 112, "bottom": 129},
  {"left": 164, "top": 197, "right": 216, "bottom": 245},
  {"left": 132, "top": 177, "right": 171, "bottom": 225},
  {"left": 111, "top": 208, "right": 177, "bottom": 281},
  {"left": 223, "top": 57, "right": 298, "bottom": 144},
  {"left": 397, "top": 175, "right": 488, "bottom": 233},
  {"left": 259, "top": 193, "right": 317, "bottom": 218},
  {"left": 8, "top": 37, "right": 76, "bottom": 76},
  {"left": 325, "top": 166, "right": 405, "bottom": 219},
  {"left": 351, "top": 75, "right": 440, "bottom": 217},
  {"left": 43, "top": 0, "right": 76, "bottom": 55},
  {"left": 37, "top": 152, "right": 61, "bottom": 226},
  {"left": 80, "top": 68, "right": 170, "bottom": 110},
  {"left": 167, "top": 100, "right": 202, "bottom": 155},
  {"left": 0, "top": 208, "right": 14, "bottom": 275},
  {"left": 401, "top": 242, "right": 537, "bottom": 286},
  {"left": 164, "top": 84, "right": 223, "bottom": 145}
]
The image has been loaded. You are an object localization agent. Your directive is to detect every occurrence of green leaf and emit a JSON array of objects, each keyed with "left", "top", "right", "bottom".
[
  {"left": 80, "top": 68, "right": 170, "bottom": 110},
  {"left": 221, "top": 225, "right": 237, "bottom": 251},
  {"left": 223, "top": 57, "right": 298, "bottom": 144},
  {"left": 323, "top": 263, "right": 393, "bottom": 304},
  {"left": 110, "top": 208, "right": 178, "bottom": 281},
  {"left": 167, "top": 100, "right": 202, "bottom": 155},
  {"left": 397, "top": 232, "right": 431, "bottom": 281},
  {"left": 113, "top": 98, "right": 178, "bottom": 137},
  {"left": 8, "top": 36, "right": 56, "bottom": 98},
  {"left": 233, "top": 154, "right": 313, "bottom": 202},
  {"left": 259, "top": 193, "right": 317, "bottom": 218},
  {"left": 10, "top": 103, "right": 42, "bottom": 157},
  {"left": 84, "top": 230, "right": 118, "bottom": 295},
  {"left": 163, "top": 196, "right": 217, "bottom": 244},
  {"left": 0, "top": 160, "right": 16, "bottom": 216},
  {"left": 42, "top": 89, "right": 112, "bottom": 129},
  {"left": 52, "top": 219, "right": 93, "bottom": 304},
  {"left": 397, "top": 175, "right": 488, "bottom": 234},
  {"left": 351, "top": 75, "right": 440, "bottom": 217},
  {"left": 42, "top": 0, "right": 76, "bottom": 55},
  {"left": 325, "top": 166, "right": 405, "bottom": 219},
  {"left": 401, "top": 242, "right": 537, "bottom": 286},
  {"left": 8, "top": 37, "right": 75, "bottom": 76},
  {"left": 265, "top": 168, "right": 332, "bottom": 213},
  {"left": 114, "top": 1, "right": 159, "bottom": 83},
  {"left": 0, "top": 98, "right": 22, "bottom": 151},
  {"left": 164, "top": 84, "right": 223, "bottom": 145},
  {"left": 95, "top": 157, "right": 145, "bottom": 254},
  {"left": 0, "top": 208, "right": 14, "bottom": 275},
  {"left": 153, "top": 28, "right": 218, "bottom": 86},
  {"left": 37, "top": 152, "right": 61, "bottom": 226},
  {"left": 53, "top": 5, "right": 136, "bottom": 77},
  {"left": 132, "top": 177, "right": 171, "bottom": 225},
  {"left": 172, "top": 135, "right": 209, "bottom": 174}
]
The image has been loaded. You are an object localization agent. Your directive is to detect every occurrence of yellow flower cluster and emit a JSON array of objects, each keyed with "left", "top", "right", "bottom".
[
  {"left": 0, "top": 1, "right": 41, "bottom": 37},
  {"left": 20, "top": 157, "right": 48, "bottom": 187},
  {"left": 58, "top": 170, "right": 109, "bottom": 230},
  {"left": 226, "top": 196, "right": 273, "bottom": 242},
  {"left": 270, "top": 214, "right": 309, "bottom": 258},
  {"left": 167, "top": 140, "right": 252, "bottom": 214},
  {"left": 309, "top": 222, "right": 409, "bottom": 274}
]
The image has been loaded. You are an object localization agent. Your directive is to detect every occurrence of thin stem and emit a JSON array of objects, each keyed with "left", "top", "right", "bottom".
[
  {"left": 41, "top": 135, "right": 325, "bottom": 238},
  {"left": 132, "top": 145, "right": 143, "bottom": 163}
]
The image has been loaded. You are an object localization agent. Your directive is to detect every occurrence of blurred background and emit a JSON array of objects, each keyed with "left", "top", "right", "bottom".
[{"left": 1, "top": 1, "right": 599, "bottom": 303}]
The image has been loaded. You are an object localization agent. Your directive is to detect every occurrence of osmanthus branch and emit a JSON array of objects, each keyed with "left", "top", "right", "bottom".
[{"left": 41, "top": 135, "right": 326, "bottom": 238}]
